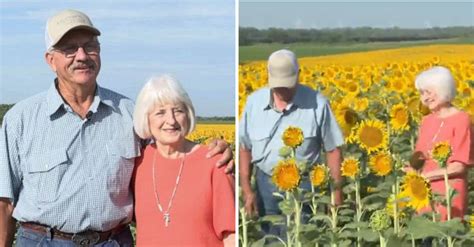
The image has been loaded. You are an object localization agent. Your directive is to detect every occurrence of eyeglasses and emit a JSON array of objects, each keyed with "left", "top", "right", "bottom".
[{"left": 53, "top": 42, "right": 101, "bottom": 58}]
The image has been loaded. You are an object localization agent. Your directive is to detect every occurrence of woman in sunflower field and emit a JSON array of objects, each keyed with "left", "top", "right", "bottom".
[
  {"left": 411, "top": 66, "right": 473, "bottom": 221},
  {"left": 132, "top": 75, "right": 235, "bottom": 246}
]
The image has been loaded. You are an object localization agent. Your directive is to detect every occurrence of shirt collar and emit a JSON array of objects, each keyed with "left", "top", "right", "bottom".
[
  {"left": 263, "top": 84, "right": 303, "bottom": 111},
  {"left": 46, "top": 79, "right": 117, "bottom": 117}
]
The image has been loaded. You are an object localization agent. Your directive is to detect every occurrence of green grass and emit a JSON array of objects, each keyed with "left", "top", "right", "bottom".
[{"left": 239, "top": 37, "right": 474, "bottom": 63}]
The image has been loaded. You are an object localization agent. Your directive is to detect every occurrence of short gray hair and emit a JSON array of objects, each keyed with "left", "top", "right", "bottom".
[
  {"left": 415, "top": 66, "right": 456, "bottom": 103},
  {"left": 133, "top": 75, "right": 196, "bottom": 139}
]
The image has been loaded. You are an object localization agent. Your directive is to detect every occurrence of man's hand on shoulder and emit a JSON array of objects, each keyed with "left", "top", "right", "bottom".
[{"left": 206, "top": 139, "right": 234, "bottom": 174}]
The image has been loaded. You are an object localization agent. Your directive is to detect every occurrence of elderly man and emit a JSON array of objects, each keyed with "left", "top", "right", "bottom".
[
  {"left": 239, "top": 49, "right": 344, "bottom": 236},
  {"left": 0, "top": 9, "right": 232, "bottom": 246}
]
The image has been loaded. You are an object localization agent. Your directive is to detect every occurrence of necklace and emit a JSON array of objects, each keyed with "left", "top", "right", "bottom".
[
  {"left": 431, "top": 120, "right": 445, "bottom": 144},
  {"left": 152, "top": 148, "right": 186, "bottom": 227}
]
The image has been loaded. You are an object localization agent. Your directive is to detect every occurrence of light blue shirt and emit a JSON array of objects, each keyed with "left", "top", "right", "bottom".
[
  {"left": 0, "top": 81, "right": 141, "bottom": 232},
  {"left": 239, "top": 84, "right": 344, "bottom": 175}
]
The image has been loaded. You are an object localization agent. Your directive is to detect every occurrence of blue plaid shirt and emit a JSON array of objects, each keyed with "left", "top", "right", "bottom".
[
  {"left": 0, "top": 81, "right": 141, "bottom": 232},
  {"left": 239, "top": 84, "right": 344, "bottom": 175}
]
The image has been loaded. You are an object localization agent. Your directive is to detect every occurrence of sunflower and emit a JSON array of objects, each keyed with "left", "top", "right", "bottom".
[
  {"left": 399, "top": 172, "right": 431, "bottom": 211},
  {"left": 354, "top": 119, "right": 389, "bottom": 154},
  {"left": 385, "top": 193, "right": 409, "bottom": 219},
  {"left": 431, "top": 141, "right": 451, "bottom": 168},
  {"left": 353, "top": 97, "right": 369, "bottom": 112},
  {"left": 369, "top": 152, "right": 392, "bottom": 176},
  {"left": 369, "top": 209, "right": 391, "bottom": 232},
  {"left": 345, "top": 80, "right": 360, "bottom": 96},
  {"left": 272, "top": 159, "right": 300, "bottom": 191},
  {"left": 341, "top": 157, "right": 360, "bottom": 179},
  {"left": 389, "top": 103, "right": 409, "bottom": 132},
  {"left": 310, "top": 164, "right": 328, "bottom": 187},
  {"left": 335, "top": 106, "right": 359, "bottom": 139},
  {"left": 282, "top": 126, "right": 304, "bottom": 149}
]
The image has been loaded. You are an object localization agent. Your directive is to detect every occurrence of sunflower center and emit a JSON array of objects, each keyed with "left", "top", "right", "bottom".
[
  {"left": 360, "top": 126, "right": 383, "bottom": 148},
  {"left": 410, "top": 179, "right": 427, "bottom": 199},
  {"left": 344, "top": 110, "right": 358, "bottom": 125},
  {"left": 395, "top": 110, "right": 408, "bottom": 123}
]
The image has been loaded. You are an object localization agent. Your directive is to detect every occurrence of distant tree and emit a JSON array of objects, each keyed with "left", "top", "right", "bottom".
[
  {"left": 239, "top": 26, "right": 474, "bottom": 45},
  {"left": 0, "top": 104, "right": 14, "bottom": 125}
]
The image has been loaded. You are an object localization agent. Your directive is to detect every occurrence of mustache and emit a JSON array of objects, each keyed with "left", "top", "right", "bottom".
[{"left": 71, "top": 60, "right": 97, "bottom": 70}]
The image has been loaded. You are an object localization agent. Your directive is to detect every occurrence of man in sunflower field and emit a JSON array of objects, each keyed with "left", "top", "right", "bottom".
[{"left": 239, "top": 49, "right": 344, "bottom": 237}]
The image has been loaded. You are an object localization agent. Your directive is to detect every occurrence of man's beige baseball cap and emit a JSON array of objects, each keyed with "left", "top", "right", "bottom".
[
  {"left": 267, "top": 49, "right": 299, "bottom": 88},
  {"left": 45, "top": 9, "right": 101, "bottom": 50}
]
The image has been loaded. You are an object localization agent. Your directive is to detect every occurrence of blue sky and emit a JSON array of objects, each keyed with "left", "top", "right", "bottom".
[
  {"left": 240, "top": 1, "right": 474, "bottom": 29},
  {"left": 0, "top": 0, "right": 235, "bottom": 117}
]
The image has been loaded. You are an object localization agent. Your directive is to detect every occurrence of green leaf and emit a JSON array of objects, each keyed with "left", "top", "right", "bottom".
[
  {"left": 339, "top": 208, "right": 355, "bottom": 215},
  {"left": 250, "top": 237, "right": 266, "bottom": 247},
  {"left": 272, "top": 192, "right": 285, "bottom": 199},
  {"left": 310, "top": 215, "right": 332, "bottom": 226},
  {"left": 315, "top": 195, "right": 331, "bottom": 204},
  {"left": 358, "top": 228, "right": 379, "bottom": 241},
  {"left": 338, "top": 216, "right": 353, "bottom": 223},
  {"left": 386, "top": 235, "right": 411, "bottom": 247},
  {"left": 438, "top": 218, "right": 465, "bottom": 236},
  {"left": 364, "top": 202, "right": 384, "bottom": 211},
  {"left": 406, "top": 216, "right": 446, "bottom": 239},
  {"left": 338, "top": 239, "right": 353, "bottom": 247},
  {"left": 260, "top": 215, "right": 285, "bottom": 224}
]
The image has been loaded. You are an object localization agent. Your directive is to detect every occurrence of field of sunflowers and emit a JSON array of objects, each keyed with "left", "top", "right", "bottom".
[
  {"left": 187, "top": 123, "right": 235, "bottom": 149},
  {"left": 239, "top": 44, "right": 474, "bottom": 246}
]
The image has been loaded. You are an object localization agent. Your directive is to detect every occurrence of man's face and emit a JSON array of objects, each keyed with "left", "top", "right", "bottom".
[
  {"left": 46, "top": 29, "right": 101, "bottom": 87},
  {"left": 272, "top": 87, "right": 296, "bottom": 102}
]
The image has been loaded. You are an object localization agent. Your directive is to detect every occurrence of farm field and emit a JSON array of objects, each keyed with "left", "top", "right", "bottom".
[
  {"left": 187, "top": 122, "right": 235, "bottom": 148},
  {"left": 239, "top": 37, "right": 474, "bottom": 62},
  {"left": 239, "top": 44, "right": 474, "bottom": 246}
]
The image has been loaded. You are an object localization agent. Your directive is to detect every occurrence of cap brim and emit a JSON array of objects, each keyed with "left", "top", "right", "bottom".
[
  {"left": 268, "top": 74, "right": 298, "bottom": 88},
  {"left": 51, "top": 25, "right": 101, "bottom": 47}
]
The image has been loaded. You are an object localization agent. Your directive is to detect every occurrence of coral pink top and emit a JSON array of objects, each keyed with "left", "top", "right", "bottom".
[
  {"left": 133, "top": 144, "right": 235, "bottom": 246},
  {"left": 415, "top": 111, "right": 473, "bottom": 220}
]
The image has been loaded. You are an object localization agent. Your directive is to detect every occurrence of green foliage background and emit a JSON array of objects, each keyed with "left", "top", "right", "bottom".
[{"left": 0, "top": 104, "right": 13, "bottom": 125}]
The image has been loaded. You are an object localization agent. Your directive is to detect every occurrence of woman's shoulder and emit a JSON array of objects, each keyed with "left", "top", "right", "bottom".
[
  {"left": 186, "top": 144, "right": 219, "bottom": 162},
  {"left": 444, "top": 109, "right": 471, "bottom": 125}
]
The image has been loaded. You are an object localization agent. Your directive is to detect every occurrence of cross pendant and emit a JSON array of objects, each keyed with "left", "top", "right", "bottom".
[{"left": 164, "top": 213, "right": 170, "bottom": 227}]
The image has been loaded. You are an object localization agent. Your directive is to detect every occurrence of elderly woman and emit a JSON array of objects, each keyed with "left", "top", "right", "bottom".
[
  {"left": 413, "top": 66, "right": 473, "bottom": 220},
  {"left": 132, "top": 75, "right": 235, "bottom": 246}
]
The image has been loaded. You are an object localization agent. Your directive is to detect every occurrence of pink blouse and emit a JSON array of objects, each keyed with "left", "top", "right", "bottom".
[{"left": 415, "top": 111, "right": 473, "bottom": 220}]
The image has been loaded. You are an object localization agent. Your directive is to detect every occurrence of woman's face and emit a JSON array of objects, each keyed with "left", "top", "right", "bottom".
[
  {"left": 148, "top": 102, "right": 189, "bottom": 146},
  {"left": 419, "top": 87, "right": 446, "bottom": 112}
]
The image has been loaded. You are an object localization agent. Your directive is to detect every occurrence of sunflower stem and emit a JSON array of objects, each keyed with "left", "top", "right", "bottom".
[
  {"left": 310, "top": 185, "right": 318, "bottom": 215},
  {"left": 330, "top": 184, "right": 338, "bottom": 247},
  {"left": 286, "top": 191, "right": 293, "bottom": 247},
  {"left": 355, "top": 179, "right": 362, "bottom": 247},
  {"left": 293, "top": 195, "right": 302, "bottom": 247},
  {"left": 392, "top": 176, "right": 400, "bottom": 235},
  {"left": 240, "top": 208, "right": 249, "bottom": 247},
  {"left": 379, "top": 233, "right": 386, "bottom": 247},
  {"left": 443, "top": 168, "right": 454, "bottom": 247}
]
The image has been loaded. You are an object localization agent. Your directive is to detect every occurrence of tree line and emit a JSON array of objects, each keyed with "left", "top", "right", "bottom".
[
  {"left": 240, "top": 26, "right": 474, "bottom": 45},
  {"left": 0, "top": 104, "right": 13, "bottom": 125}
]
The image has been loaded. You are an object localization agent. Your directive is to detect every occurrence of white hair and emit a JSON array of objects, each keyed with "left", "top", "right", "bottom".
[
  {"left": 133, "top": 75, "right": 196, "bottom": 139},
  {"left": 415, "top": 66, "right": 456, "bottom": 103}
]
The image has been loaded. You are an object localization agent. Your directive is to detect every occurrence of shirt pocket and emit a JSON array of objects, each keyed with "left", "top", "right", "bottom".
[
  {"left": 105, "top": 140, "right": 140, "bottom": 196},
  {"left": 296, "top": 125, "right": 320, "bottom": 160},
  {"left": 249, "top": 132, "right": 271, "bottom": 164},
  {"left": 26, "top": 148, "right": 69, "bottom": 203}
]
